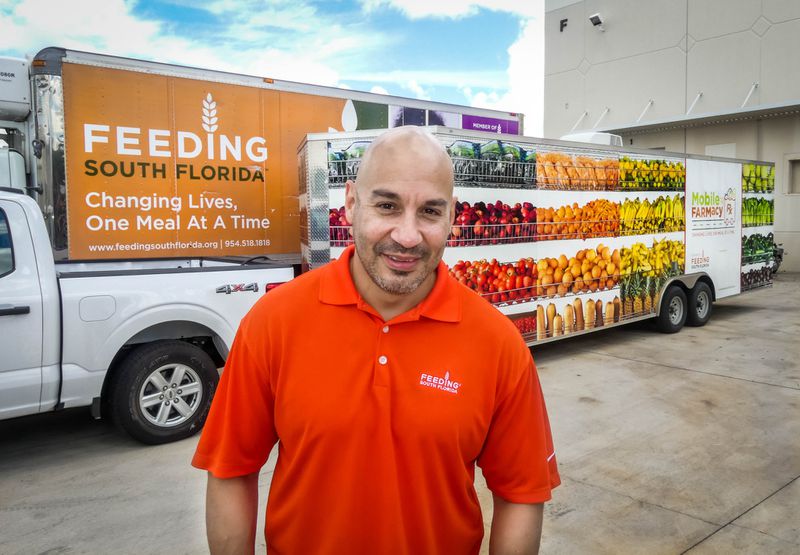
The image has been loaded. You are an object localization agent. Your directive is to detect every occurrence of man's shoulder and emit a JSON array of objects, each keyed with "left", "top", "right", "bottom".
[
  {"left": 248, "top": 263, "right": 326, "bottom": 317},
  {"left": 449, "top": 279, "right": 526, "bottom": 343}
]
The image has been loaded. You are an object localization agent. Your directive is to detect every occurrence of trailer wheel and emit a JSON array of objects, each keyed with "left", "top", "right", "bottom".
[
  {"left": 110, "top": 340, "right": 218, "bottom": 444},
  {"left": 687, "top": 282, "right": 713, "bottom": 327},
  {"left": 656, "top": 286, "right": 687, "bottom": 334}
]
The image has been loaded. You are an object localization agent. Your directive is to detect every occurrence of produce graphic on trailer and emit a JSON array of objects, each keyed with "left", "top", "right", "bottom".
[
  {"left": 740, "top": 163, "right": 776, "bottom": 291},
  {"left": 309, "top": 127, "right": 775, "bottom": 344}
]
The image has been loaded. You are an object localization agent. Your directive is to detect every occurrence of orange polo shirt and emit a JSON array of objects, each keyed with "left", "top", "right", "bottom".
[{"left": 193, "top": 245, "right": 560, "bottom": 554}]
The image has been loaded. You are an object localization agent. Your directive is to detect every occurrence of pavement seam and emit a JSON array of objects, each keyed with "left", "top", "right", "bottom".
[
  {"left": 679, "top": 475, "right": 800, "bottom": 553},
  {"left": 583, "top": 350, "right": 800, "bottom": 391},
  {"left": 562, "top": 475, "right": 721, "bottom": 527},
  {"left": 723, "top": 522, "right": 800, "bottom": 548}
]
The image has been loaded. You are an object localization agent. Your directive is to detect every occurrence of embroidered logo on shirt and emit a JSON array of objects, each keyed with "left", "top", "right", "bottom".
[{"left": 419, "top": 371, "right": 461, "bottom": 395}]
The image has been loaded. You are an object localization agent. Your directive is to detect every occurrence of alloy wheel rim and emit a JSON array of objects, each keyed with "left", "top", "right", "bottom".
[{"left": 138, "top": 363, "right": 203, "bottom": 427}]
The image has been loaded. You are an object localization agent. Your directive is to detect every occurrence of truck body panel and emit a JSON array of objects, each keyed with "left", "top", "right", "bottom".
[{"left": 22, "top": 47, "right": 522, "bottom": 261}]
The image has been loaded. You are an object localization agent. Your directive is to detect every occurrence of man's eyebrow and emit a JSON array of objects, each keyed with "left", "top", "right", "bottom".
[
  {"left": 370, "top": 189, "right": 449, "bottom": 207},
  {"left": 370, "top": 189, "right": 401, "bottom": 201}
]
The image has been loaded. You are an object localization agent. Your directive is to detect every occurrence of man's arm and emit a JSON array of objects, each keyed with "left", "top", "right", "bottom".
[
  {"left": 206, "top": 471, "right": 260, "bottom": 555},
  {"left": 489, "top": 494, "right": 544, "bottom": 555}
]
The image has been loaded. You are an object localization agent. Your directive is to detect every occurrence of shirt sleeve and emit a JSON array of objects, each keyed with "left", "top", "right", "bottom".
[
  {"left": 191, "top": 306, "right": 278, "bottom": 478},
  {"left": 477, "top": 345, "right": 560, "bottom": 504}
]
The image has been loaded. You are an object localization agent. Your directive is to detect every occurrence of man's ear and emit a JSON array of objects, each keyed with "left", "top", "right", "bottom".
[{"left": 344, "top": 180, "right": 356, "bottom": 223}]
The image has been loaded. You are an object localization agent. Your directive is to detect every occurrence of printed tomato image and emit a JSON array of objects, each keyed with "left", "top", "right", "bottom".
[
  {"left": 449, "top": 244, "right": 620, "bottom": 307},
  {"left": 449, "top": 257, "right": 537, "bottom": 305}
]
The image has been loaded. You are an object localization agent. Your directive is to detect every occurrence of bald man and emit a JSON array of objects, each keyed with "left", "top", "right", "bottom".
[{"left": 193, "top": 127, "right": 560, "bottom": 555}]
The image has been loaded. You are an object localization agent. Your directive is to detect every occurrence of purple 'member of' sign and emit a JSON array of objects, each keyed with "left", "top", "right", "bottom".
[{"left": 461, "top": 115, "right": 520, "bottom": 135}]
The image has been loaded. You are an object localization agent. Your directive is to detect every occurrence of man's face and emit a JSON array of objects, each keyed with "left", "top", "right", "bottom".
[{"left": 345, "top": 138, "right": 454, "bottom": 296}]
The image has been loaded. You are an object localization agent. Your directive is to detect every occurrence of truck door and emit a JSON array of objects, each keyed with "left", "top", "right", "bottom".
[{"left": 0, "top": 199, "right": 44, "bottom": 419}]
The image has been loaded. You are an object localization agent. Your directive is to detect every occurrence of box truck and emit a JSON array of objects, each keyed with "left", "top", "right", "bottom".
[{"left": 0, "top": 48, "right": 522, "bottom": 442}]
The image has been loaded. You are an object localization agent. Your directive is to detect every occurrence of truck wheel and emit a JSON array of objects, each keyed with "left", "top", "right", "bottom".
[
  {"left": 687, "top": 282, "right": 713, "bottom": 327},
  {"left": 110, "top": 340, "right": 219, "bottom": 444},
  {"left": 656, "top": 286, "right": 687, "bottom": 334}
]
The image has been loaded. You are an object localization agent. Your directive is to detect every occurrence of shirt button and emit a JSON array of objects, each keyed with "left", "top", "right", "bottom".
[
  {"left": 382, "top": 325, "right": 390, "bottom": 333},
  {"left": 378, "top": 355, "right": 388, "bottom": 365}
]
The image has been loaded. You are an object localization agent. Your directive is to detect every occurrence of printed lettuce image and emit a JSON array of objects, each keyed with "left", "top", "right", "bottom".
[
  {"left": 343, "top": 142, "right": 370, "bottom": 160},
  {"left": 476, "top": 141, "right": 534, "bottom": 185},
  {"left": 480, "top": 140, "right": 504, "bottom": 160},
  {"left": 448, "top": 140, "right": 480, "bottom": 182},
  {"left": 327, "top": 141, "right": 371, "bottom": 185},
  {"left": 447, "top": 141, "right": 478, "bottom": 159},
  {"left": 741, "top": 233, "right": 776, "bottom": 265}
]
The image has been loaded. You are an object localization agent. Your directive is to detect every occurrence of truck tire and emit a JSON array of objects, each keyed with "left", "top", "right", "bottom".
[
  {"left": 110, "top": 340, "right": 219, "bottom": 444},
  {"left": 656, "top": 286, "right": 687, "bottom": 334},
  {"left": 687, "top": 282, "right": 713, "bottom": 327}
]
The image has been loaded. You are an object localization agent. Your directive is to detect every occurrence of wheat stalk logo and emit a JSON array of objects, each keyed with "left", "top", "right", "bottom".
[{"left": 202, "top": 93, "right": 218, "bottom": 133}]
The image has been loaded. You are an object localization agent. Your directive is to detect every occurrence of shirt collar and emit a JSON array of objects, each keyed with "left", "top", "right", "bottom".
[{"left": 319, "top": 245, "right": 461, "bottom": 323}]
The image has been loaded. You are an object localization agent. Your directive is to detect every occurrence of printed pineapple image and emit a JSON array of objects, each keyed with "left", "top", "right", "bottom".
[
  {"left": 632, "top": 273, "right": 644, "bottom": 314},
  {"left": 653, "top": 274, "right": 666, "bottom": 310}
]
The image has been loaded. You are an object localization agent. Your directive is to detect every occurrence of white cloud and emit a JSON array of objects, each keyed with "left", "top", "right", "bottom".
[
  {"left": 2, "top": 0, "right": 162, "bottom": 55},
  {"left": 405, "top": 79, "right": 430, "bottom": 100},
  {"left": 361, "top": 0, "right": 539, "bottom": 19},
  {"left": 370, "top": 85, "right": 390, "bottom": 95},
  {"left": 0, "top": 0, "right": 384, "bottom": 89},
  {"left": 359, "top": 0, "right": 545, "bottom": 135},
  {"left": 350, "top": 69, "right": 507, "bottom": 90},
  {"left": 1, "top": 0, "right": 545, "bottom": 133},
  {"left": 462, "top": 15, "right": 544, "bottom": 136}
]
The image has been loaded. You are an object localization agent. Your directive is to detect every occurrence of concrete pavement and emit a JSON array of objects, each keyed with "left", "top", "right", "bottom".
[{"left": 1, "top": 273, "right": 798, "bottom": 554}]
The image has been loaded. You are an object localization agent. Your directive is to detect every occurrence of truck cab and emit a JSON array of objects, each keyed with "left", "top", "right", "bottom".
[{"left": 0, "top": 188, "right": 60, "bottom": 420}]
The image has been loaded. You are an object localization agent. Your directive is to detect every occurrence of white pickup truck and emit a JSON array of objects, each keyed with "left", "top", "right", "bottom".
[{"left": 0, "top": 188, "right": 294, "bottom": 443}]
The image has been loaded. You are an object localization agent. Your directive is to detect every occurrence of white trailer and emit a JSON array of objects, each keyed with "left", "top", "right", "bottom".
[{"left": 298, "top": 127, "right": 777, "bottom": 343}]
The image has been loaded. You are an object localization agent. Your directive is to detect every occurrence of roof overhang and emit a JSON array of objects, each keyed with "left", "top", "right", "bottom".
[{"left": 599, "top": 101, "right": 800, "bottom": 136}]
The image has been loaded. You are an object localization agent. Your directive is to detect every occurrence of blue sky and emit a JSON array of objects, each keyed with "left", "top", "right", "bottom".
[{"left": 1, "top": 0, "right": 545, "bottom": 133}]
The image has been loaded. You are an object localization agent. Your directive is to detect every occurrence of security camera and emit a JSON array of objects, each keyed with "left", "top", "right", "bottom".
[{"left": 589, "top": 13, "right": 603, "bottom": 26}]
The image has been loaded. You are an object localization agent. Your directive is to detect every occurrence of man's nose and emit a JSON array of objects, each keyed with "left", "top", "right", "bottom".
[{"left": 390, "top": 212, "right": 423, "bottom": 249}]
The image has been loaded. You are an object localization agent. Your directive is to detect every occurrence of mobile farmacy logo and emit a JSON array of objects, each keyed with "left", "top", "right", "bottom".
[{"left": 419, "top": 371, "right": 462, "bottom": 394}]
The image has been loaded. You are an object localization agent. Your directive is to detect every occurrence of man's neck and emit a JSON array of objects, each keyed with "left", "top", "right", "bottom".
[{"left": 349, "top": 254, "right": 437, "bottom": 322}]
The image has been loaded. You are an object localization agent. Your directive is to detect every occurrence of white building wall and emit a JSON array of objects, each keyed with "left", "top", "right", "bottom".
[{"left": 545, "top": 0, "right": 800, "bottom": 271}]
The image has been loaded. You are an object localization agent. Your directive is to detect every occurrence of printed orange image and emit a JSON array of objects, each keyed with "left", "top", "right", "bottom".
[{"left": 62, "top": 63, "right": 346, "bottom": 259}]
